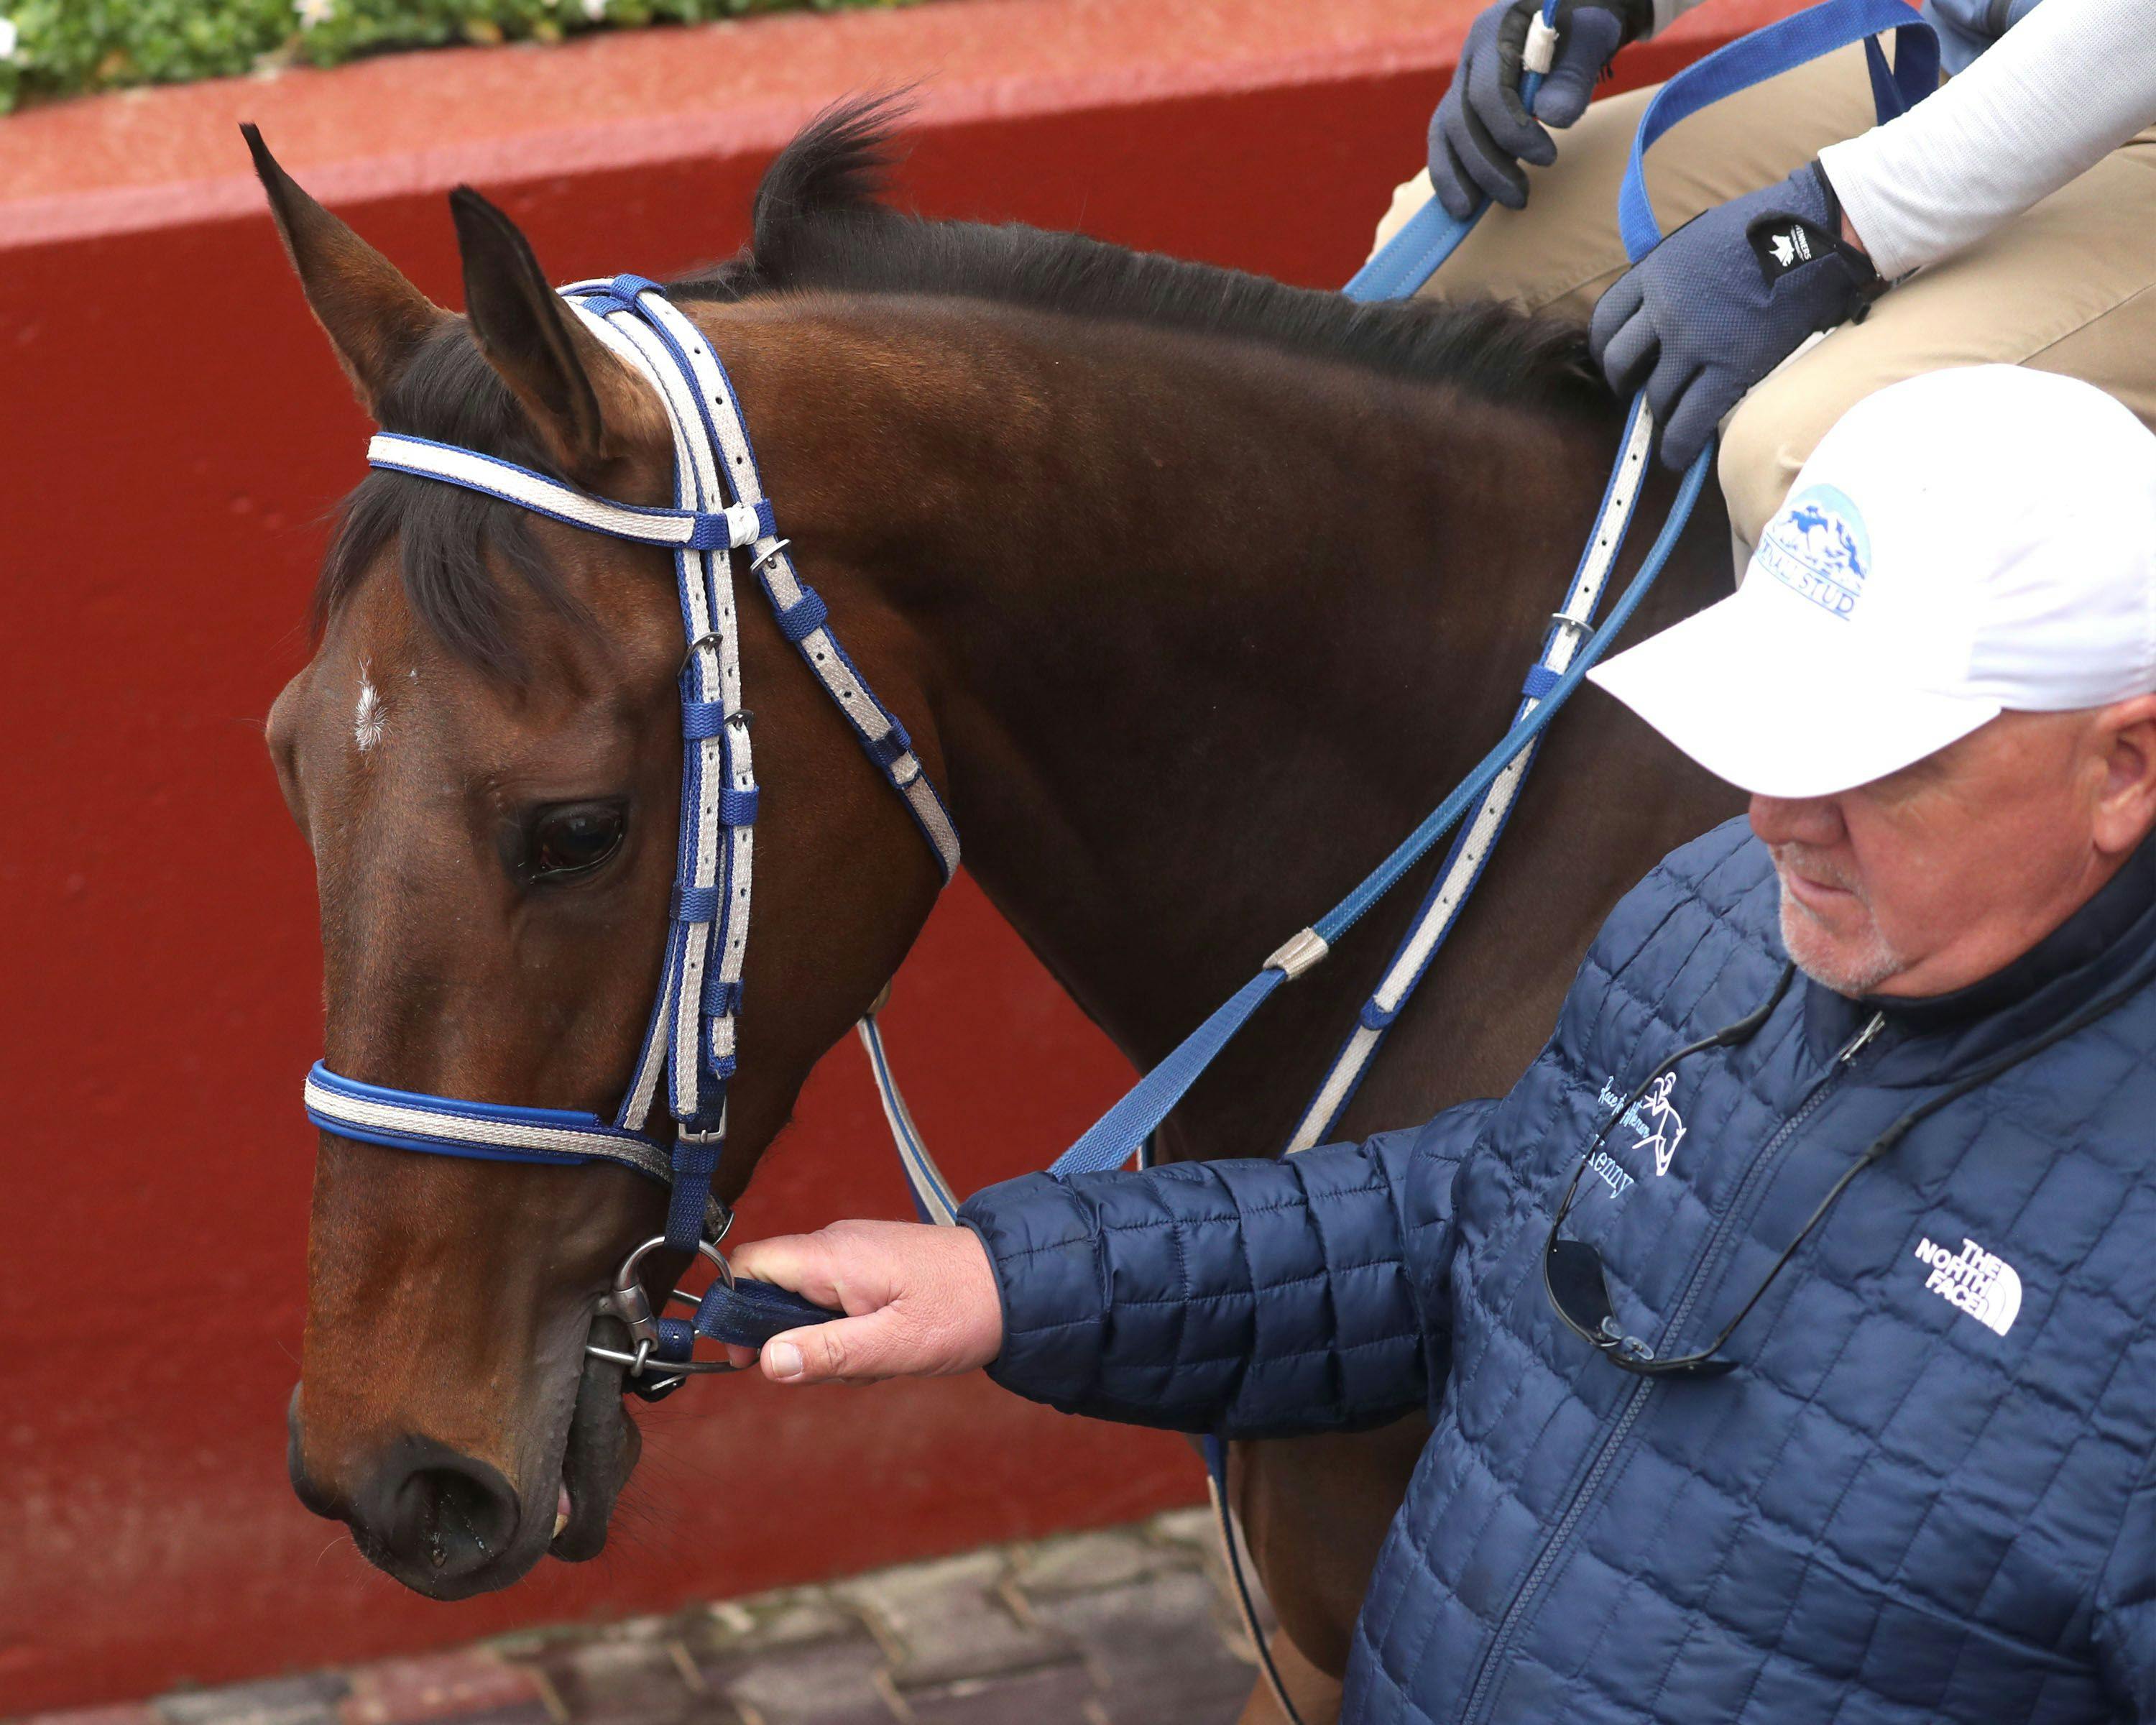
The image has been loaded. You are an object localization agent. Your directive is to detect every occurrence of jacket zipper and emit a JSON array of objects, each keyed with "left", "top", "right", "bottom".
[{"left": 1456, "top": 1011, "right": 1886, "bottom": 1725}]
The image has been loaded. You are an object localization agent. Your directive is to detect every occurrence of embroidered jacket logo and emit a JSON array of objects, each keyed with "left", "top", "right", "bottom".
[
  {"left": 1914, "top": 1236, "right": 2022, "bottom": 1338},
  {"left": 1595, "top": 1072, "right": 1687, "bottom": 1177}
]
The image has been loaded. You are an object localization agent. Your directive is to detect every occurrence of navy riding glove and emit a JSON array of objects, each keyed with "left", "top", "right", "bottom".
[
  {"left": 1590, "top": 160, "right": 1884, "bottom": 469},
  {"left": 1429, "top": 0, "right": 1652, "bottom": 221}
]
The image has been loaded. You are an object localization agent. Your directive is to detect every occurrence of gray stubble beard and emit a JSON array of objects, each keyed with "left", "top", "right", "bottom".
[{"left": 1776, "top": 878, "right": 1907, "bottom": 996}]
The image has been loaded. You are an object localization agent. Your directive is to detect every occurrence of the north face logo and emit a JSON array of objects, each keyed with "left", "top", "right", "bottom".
[{"left": 1914, "top": 1236, "right": 2022, "bottom": 1338}]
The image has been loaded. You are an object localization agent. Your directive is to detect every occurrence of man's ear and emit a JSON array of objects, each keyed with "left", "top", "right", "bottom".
[
  {"left": 244, "top": 124, "right": 448, "bottom": 418},
  {"left": 2091, "top": 694, "right": 2156, "bottom": 857},
  {"left": 447, "top": 186, "right": 667, "bottom": 478}
]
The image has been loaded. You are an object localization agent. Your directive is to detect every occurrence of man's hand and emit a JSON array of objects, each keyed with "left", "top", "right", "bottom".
[
  {"left": 1590, "top": 161, "right": 1883, "bottom": 469},
  {"left": 1429, "top": 0, "right": 1651, "bottom": 221},
  {"left": 725, "top": 1220, "right": 1005, "bottom": 1385}
]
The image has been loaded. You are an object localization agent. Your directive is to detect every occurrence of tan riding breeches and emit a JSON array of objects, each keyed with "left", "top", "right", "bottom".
[{"left": 1372, "top": 47, "right": 2156, "bottom": 553}]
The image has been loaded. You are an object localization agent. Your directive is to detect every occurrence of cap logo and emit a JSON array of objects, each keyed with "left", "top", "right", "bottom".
[{"left": 1756, "top": 484, "right": 1871, "bottom": 620}]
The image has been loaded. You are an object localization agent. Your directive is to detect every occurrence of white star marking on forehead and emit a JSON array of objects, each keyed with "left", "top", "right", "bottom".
[{"left": 354, "top": 664, "right": 386, "bottom": 755}]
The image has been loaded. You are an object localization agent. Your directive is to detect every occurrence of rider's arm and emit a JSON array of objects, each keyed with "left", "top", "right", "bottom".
[
  {"left": 1818, "top": 0, "right": 2156, "bottom": 280},
  {"left": 959, "top": 1110, "right": 1488, "bottom": 1439}
]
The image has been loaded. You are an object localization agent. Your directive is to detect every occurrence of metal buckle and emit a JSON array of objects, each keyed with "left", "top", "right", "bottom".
[
  {"left": 1548, "top": 610, "right": 1591, "bottom": 648},
  {"left": 584, "top": 1234, "right": 741, "bottom": 1387},
  {"left": 747, "top": 536, "right": 793, "bottom": 578},
  {"left": 681, "top": 630, "right": 720, "bottom": 676}
]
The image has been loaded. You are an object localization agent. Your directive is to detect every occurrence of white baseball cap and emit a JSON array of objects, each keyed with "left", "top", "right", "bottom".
[{"left": 1587, "top": 366, "right": 2156, "bottom": 798}]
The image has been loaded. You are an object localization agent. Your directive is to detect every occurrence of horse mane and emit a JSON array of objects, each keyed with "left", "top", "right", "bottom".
[
  {"left": 318, "top": 97, "right": 1602, "bottom": 670},
  {"left": 674, "top": 95, "right": 1602, "bottom": 415}
]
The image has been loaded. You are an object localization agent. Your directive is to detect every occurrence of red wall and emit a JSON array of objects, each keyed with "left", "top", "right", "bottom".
[{"left": 0, "top": 0, "right": 1789, "bottom": 1708}]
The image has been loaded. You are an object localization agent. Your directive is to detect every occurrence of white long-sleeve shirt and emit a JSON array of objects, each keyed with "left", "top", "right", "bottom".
[{"left": 1644, "top": 0, "right": 2156, "bottom": 279}]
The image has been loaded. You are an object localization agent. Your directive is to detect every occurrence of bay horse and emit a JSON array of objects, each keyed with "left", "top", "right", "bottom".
[{"left": 257, "top": 101, "right": 1739, "bottom": 1724}]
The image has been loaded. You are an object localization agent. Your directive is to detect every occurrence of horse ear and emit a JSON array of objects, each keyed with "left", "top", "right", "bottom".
[
  {"left": 244, "top": 124, "right": 447, "bottom": 418},
  {"left": 447, "top": 186, "right": 665, "bottom": 477}
]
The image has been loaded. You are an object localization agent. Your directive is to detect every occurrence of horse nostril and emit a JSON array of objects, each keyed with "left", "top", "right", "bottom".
[
  {"left": 398, "top": 1467, "right": 515, "bottom": 1576},
  {"left": 362, "top": 1438, "right": 521, "bottom": 1582}
]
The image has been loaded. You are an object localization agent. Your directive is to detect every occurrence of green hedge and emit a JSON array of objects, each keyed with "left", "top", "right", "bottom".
[{"left": 0, "top": 0, "right": 913, "bottom": 114}]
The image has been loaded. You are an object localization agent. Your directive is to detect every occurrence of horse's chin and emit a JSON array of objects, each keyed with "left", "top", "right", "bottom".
[{"left": 550, "top": 1332, "right": 641, "bottom": 1564}]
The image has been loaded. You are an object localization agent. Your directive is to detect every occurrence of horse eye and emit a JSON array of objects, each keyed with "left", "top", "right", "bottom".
[{"left": 528, "top": 802, "right": 626, "bottom": 881}]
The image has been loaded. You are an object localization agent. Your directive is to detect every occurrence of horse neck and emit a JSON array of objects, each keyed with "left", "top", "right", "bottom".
[{"left": 719, "top": 292, "right": 1731, "bottom": 1154}]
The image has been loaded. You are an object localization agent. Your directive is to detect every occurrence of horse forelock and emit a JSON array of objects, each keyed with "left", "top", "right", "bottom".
[{"left": 317, "top": 322, "right": 591, "bottom": 678}]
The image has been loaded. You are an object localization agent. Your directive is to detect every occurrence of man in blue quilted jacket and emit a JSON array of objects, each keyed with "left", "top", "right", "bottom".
[{"left": 734, "top": 365, "right": 2156, "bottom": 1722}]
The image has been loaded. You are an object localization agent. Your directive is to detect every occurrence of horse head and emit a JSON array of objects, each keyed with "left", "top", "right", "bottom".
[{"left": 253, "top": 129, "right": 944, "bottom": 1597}]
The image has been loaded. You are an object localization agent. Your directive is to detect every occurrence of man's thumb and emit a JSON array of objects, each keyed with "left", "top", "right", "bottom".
[
  {"left": 1532, "top": 9, "right": 1622, "bottom": 128},
  {"left": 760, "top": 1307, "right": 903, "bottom": 1385}
]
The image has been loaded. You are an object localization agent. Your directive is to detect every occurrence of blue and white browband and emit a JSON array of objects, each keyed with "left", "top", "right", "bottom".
[{"left": 367, "top": 433, "right": 778, "bottom": 552}]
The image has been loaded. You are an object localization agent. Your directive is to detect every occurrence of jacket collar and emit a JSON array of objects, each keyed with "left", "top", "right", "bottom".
[{"left": 1801, "top": 833, "right": 2156, "bottom": 1081}]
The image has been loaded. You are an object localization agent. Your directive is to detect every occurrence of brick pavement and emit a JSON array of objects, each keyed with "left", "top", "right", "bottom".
[{"left": 14, "top": 1511, "right": 1275, "bottom": 1725}]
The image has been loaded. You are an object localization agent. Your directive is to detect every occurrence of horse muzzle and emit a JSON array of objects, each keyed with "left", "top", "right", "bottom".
[{"left": 284, "top": 1322, "right": 641, "bottom": 1597}]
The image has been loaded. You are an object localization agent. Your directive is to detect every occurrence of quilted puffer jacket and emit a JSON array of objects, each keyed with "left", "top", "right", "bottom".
[{"left": 961, "top": 819, "right": 2156, "bottom": 1724}]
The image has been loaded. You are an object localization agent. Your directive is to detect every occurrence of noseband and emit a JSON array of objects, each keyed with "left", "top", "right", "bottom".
[{"left": 303, "top": 275, "right": 959, "bottom": 1394}]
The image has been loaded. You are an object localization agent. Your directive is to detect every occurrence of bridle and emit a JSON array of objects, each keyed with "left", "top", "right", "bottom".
[{"left": 302, "top": 274, "right": 957, "bottom": 1395}]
